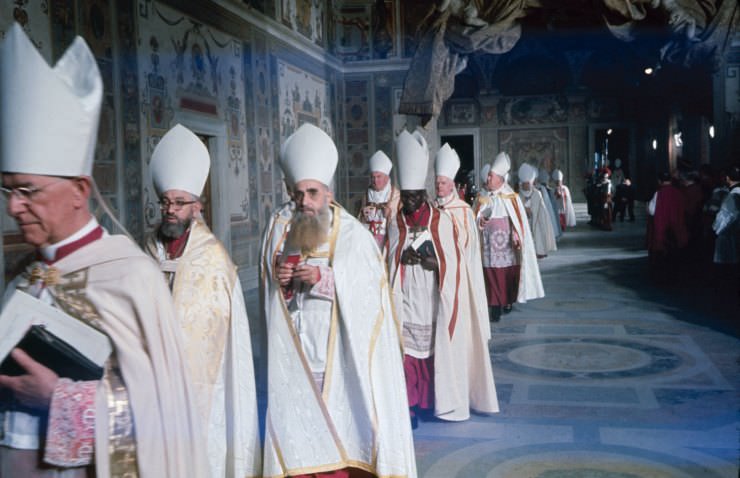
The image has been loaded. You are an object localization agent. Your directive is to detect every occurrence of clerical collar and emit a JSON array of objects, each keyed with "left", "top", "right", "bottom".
[
  {"left": 39, "top": 217, "right": 103, "bottom": 263},
  {"left": 368, "top": 182, "right": 391, "bottom": 203},
  {"left": 488, "top": 184, "right": 506, "bottom": 196},
  {"left": 436, "top": 193, "right": 456, "bottom": 207},
  {"left": 164, "top": 226, "right": 192, "bottom": 259},
  {"left": 404, "top": 202, "right": 430, "bottom": 223}
]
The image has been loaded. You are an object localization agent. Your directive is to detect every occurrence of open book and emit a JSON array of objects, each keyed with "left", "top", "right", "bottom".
[{"left": 0, "top": 290, "right": 112, "bottom": 381}]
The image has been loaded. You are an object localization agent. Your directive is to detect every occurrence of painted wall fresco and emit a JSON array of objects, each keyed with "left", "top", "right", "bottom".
[
  {"left": 498, "top": 96, "right": 569, "bottom": 126},
  {"left": 137, "top": 1, "right": 249, "bottom": 229},
  {"left": 281, "top": 0, "right": 324, "bottom": 47},
  {"left": 499, "top": 128, "right": 569, "bottom": 183},
  {"left": 334, "top": 4, "right": 371, "bottom": 62},
  {"left": 0, "top": 0, "right": 52, "bottom": 57}
]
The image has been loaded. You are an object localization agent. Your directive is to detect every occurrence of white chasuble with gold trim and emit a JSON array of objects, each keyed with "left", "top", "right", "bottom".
[
  {"left": 4, "top": 235, "right": 208, "bottom": 478},
  {"left": 145, "top": 219, "right": 261, "bottom": 478},
  {"left": 260, "top": 203, "right": 417, "bottom": 478}
]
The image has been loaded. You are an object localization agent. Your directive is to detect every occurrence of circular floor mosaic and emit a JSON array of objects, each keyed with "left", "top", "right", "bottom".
[
  {"left": 482, "top": 450, "right": 700, "bottom": 478},
  {"left": 492, "top": 338, "right": 682, "bottom": 379},
  {"left": 525, "top": 296, "right": 619, "bottom": 313}
]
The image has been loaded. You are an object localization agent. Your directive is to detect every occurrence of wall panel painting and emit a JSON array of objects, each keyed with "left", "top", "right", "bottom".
[
  {"left": 499, "top": 128, "right": 569, "bottom": 179},
  {"left": 138, "top": 1, "right": 248, "bottom": 227},
  {"left": 277, "top": 59, "right": 333, "bottom": 142},
  {"left": 281, "top": 0, "right": 324, "bottom": 46}
]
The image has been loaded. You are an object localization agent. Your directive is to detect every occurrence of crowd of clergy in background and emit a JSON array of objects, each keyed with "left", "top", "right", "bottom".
[{"left": 23, "top": 20, "right": 740, "bottom": 478}]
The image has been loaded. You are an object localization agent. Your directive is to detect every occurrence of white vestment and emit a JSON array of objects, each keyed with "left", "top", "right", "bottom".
[
  {"left": 536, "top": 184, "right": 563, "bottom": 240},
  {"left": 1, "top": 235, "right": 208, "bottom": 478},
  {"left": 144, "top": 218, "right": 261, "bottom": 478},
  {"left": 260, "top": 203, "right": 417, "bottom": 478},
  {"left": 434, "top": 195, "right": 500, "bottom": 418},
  {"left": 519, "top": 187, "right": 557, "bottom": 256},
  {"left": 475, "top": 185, "right": 545, "bottom": 302},
  {"left": 388, "top": 201, "right": 497, "bottom": 421},
  {"left": 555, "top": 184, "right": 577, "bottom": 227}
]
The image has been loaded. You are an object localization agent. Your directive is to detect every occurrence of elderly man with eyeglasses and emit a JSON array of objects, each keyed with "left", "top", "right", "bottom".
[
  {"left": 142, "top": 124, "right": 261, "bottom": 478},
  {"left": 0, "top": 25, "right": 207, "bottom": 477}
]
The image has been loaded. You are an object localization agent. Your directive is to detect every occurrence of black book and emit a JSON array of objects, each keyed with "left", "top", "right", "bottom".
[
  {"left": 0, "top": 291, "right": 111, "bottom": 381},
  {"left": 0, "top": 325, "right": 104, "bottom": 380}
]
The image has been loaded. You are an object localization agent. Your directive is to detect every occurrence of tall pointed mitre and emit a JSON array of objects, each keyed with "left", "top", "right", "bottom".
[
  {"left": 151, "top": 124, "right": 210, "bottom": 197},
  {"left": 552, "top": 169, "right": 564, "bottom": 181},
  {"left": 1, "top": 23, "right": 102, "bottom": 176},
  {"left": 279, "top": 123, "right": 337, "bottom": 187},
  {"left": 491, "top": 152, "right": 511, "bottom": 177},
  {"left": 395, "top": 130, "right": 428, "bottom": 190},
  {"left": 435, "top": 143, "right": 460, "bottom": 181},
  {"left": 369, "top": 150, "right": 392, "bottom": 175},
  {"left": 518, "top": 163, "right": 536, "bottom": 184}
]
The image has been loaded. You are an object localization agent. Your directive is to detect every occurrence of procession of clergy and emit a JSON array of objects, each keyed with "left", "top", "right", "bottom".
[{"left": 0, "top": 25, "right": 576, "bottom": 478}]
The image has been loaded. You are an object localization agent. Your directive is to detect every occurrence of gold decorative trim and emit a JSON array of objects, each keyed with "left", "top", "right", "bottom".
[
  {"left": 320, "top": 206, "right": 341, "bottom": 401},
  {"left": 49, "top": 274, "right": 139, "bottom": 478}
]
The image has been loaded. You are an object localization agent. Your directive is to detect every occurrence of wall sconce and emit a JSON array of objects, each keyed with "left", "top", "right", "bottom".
[
  {"left": 673, "top": 132, "right": 683, "bottom": 147},
  {"left": 652, "top": 139, "right": 658, "bottom": 150},
  {"left": 709, "top": 125, "right": 715, "bottom": 138},
  {"left": 607, "top": 128, "right": 613, "bottom": 135}
]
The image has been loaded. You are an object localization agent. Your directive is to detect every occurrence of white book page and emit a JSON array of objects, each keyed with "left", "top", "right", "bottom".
[
  {"left": 410, "top": 229, "right": 432, "bottom": 251},
  {"left": 0, "top": 290, "right": 112, "bottom": 367}
]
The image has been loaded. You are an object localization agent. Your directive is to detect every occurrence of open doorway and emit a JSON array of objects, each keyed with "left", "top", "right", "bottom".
[{"left": 593, "top": 127, "right": 629, "bottom": 177}]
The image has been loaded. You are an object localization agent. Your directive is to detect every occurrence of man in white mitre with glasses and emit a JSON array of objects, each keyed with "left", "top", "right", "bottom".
[{"left": 144, "top": 124, "right": 261, "bottom": 478}]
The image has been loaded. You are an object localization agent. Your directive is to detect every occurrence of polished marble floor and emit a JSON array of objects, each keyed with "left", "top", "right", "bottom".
[{"left": 413, "top": 204, "right": 739, "bottom": 478}]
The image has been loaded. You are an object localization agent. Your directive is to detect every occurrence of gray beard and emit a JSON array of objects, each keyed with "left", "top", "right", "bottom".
[
  {"left": 285, "top": 206, "right": 331, "bottom": 254},
  {"left": 159, "top": 218, "right": 191, "bottom": 240}
]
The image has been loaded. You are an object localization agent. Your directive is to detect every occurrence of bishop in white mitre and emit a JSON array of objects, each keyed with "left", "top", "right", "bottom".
[
  {"left": 143, "top": 124, "right": 261, "bottom": 478},
  {"left": 261, "top": 123, "right": 416, "bottom": 478}
]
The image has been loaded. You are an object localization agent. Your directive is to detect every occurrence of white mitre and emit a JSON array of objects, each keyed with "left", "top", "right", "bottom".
[
  {"left": 518, "top": 163, "right": 536, "bottom": 184},
  {"left": 280, "top": 123, "right": 337, "bottom": 187},
  {"left": 369, "top": 150, "right": 392, "bottom": 175},
  {"left": 395, "top": 130, "right": 428, "bottom": 190},
  {"left": 435, "top": 143, "right": 460, "bottom": 181},
  {"left": 491, "top": 152, "right": 511, "bottom": 177},
  {"left": 1, "top": 23, "right": 102, "bottom": 176},
  {"left": 151, "top": 124, "right": 210, "bottom": 197},
  {"left": 552, "top": 169, "right": 564, "bottom": 181}
]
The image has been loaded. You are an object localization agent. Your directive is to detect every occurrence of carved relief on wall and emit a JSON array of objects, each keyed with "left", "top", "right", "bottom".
[
  {"left": 499, "top": 128, "right": 568, "bottom": 179},
  {"left": 498, "top": 96, "right": 569, "bottom": 126},
  {"left": 281, "top": 0, "right": 324, "bottom": 46},
  {"left": 277, "top": 59, "right": 333, "bottom": 142}
]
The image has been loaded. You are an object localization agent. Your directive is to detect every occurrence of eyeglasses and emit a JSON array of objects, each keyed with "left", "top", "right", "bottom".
[
  {"left": 158, "top": 198, "right": 197, "bottom": 211},
  {"left": 0, "top": 178, "right": 70, "bottom": 202}
]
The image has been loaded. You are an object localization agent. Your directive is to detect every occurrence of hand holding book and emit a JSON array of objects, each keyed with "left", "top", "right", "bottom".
[
  {"left": 0, "top": 348, "right": 58, "bottom": 410},
  {"left": 0, "top": 291, "right": 111, "bottom": 410}
]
